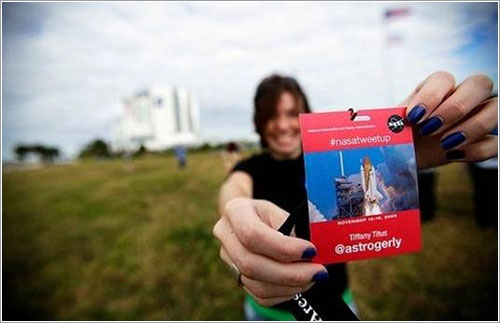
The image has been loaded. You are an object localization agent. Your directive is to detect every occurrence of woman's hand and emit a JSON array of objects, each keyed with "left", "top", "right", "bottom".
[
  {"left": 400, "top": 71, "right": 497, "bottom": 169},
  {"left": 213, "top": 197, "right": 328, "bottom": 307}
]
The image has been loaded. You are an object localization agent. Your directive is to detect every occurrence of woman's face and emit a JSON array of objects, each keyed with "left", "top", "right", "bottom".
[{"left": 263, "top": 91, "right": 303, "bottom": 160}]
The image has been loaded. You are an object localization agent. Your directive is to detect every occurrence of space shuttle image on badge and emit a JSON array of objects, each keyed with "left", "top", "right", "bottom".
[{"left": 360, "top": 156, "right": 383, "bottom": 216}]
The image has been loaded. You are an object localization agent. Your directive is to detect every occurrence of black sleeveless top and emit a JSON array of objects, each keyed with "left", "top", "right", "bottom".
[{"left": 232, "top": 152, "right": 348, "bottom": 296}]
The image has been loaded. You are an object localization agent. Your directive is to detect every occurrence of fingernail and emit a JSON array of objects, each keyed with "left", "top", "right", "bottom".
[
  {"left": 420, "top": 116, "right": 443, "bottom": 136},
  {"left": 445, "top": 150, "right": 465, "bottom": 160},
  {"left": 441, "top": 132, "right": 466, "bottom": 150},
  {"left": 302, "top": 247, "right": 317, "bottom": 259},
  {"left": 312, "top": 271, "right": 329, "bottom": 282},
  {"left": 407, "top": 104, "right": 426, "bottom": 124}
]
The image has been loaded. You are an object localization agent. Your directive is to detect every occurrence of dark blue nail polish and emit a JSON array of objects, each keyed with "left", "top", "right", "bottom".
[
  {"left": 420, "top": 116, "right": 443, "bottom": 136},
  {"left": 441, "top": 132, "right": 466, "bottom": 150},
  {"left": 312, "top": 271, "right": 329, "bottom": 282},
  {"left": 407, "top": 104, "right": 426, "bottom": 124},
  {"left": 302, "top": 247, "right": 317, "bottom": 259},
  {"left": 445, "top": 150, "right": 465, "bottom": 160}
]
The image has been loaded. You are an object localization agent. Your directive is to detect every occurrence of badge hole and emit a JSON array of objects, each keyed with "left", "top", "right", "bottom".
[
  {"left": 348, "top": 108, "right": 371, "bottom": 122},
  {"left": 353, "top": 115, "right": 371, "bottom": 122}
]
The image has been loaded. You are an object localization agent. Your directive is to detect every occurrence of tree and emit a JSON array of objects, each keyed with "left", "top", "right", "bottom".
[
  {"left": 32, "top": 145, "right": 60, "bottom": 163},
  {"left": 14, "top": 145, "right": 30, "bottom": 161},
  {"left": 79, "top": 139, "right": 111, "bottom": 159},
  {"left": 14, "top": 144, "right": 60, "bottom": 163},
  {"left": 41, "top": 147, "right": 60, "bottom": 163},
  {"left": 133, "top": 145, "right": 147, "bottom": 157}
]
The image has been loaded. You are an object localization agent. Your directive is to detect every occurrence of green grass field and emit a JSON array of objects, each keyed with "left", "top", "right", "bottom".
[{"left": 2, "top": 152, "right": 498, "bottom": 320}]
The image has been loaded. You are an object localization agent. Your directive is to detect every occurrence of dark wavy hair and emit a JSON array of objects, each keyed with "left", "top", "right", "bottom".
[{"left": 253, "top": 74, "right": 312, "bottom": 147}]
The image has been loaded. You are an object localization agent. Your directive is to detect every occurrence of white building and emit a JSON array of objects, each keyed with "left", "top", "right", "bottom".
[{"left": 112, "top": 87, "right": 200, "bottom": 152}]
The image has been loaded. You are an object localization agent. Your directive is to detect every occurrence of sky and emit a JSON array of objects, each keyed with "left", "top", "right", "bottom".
[{"left": 2, "top": 2, "right": 498, "bottom": 160}]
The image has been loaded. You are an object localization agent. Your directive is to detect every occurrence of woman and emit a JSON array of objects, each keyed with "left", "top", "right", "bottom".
[{"left": 213, "top": 72, "right": 497, "bottom": 320}]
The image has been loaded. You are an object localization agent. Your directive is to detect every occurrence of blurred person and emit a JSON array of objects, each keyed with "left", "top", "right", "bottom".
[
  {"left": 417, "top": 169, "right": 437, "bottom": 222},
  {"left": 221, "top": 141, "right": 243, "bottom": 172},
  {"left": 468, "top": 125, "right": 498, "bottom": 228},
  {"left": 468, "top": 156, "right": 498, "bottom": 227},
  {"left": 213, "top": 72, "right": 497, "bottom": 320},
  {"left": 174, "top": 145, "right": 187, "bottom": 169}
]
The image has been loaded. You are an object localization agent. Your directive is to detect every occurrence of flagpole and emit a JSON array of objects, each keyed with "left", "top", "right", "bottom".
[
  {"left": 382, "top": 9, "right": 394, "bottom": 105},
  {"left": 382, "top": 6, "right": 411, "bottom": 106}
]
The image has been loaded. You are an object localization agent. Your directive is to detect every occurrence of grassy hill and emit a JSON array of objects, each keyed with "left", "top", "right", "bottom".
[{"left": 2, "top": 152, "right": 498, "bottom": 320}]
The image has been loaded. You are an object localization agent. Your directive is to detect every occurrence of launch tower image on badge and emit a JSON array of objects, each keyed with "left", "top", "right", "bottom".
[{"left": 334, "top": 151, "right": 364, "bottom": 218}]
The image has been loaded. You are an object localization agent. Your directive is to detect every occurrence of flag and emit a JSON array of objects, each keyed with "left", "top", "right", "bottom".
[{"left": 384, "top": 7, "right": 411, "bottom": 20}]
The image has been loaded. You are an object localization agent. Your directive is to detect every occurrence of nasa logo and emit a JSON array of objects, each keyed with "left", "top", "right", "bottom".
[{"left": 387, "top": 115, "right": 405, "bottom": 133}]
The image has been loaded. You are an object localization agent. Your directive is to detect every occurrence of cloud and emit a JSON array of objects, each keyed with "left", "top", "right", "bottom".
[
  {"left": 308, "top": 200, "right": 327, "bottom": 223},
  {"left": 2, "top": 2, "right": 497, "bottom": 160},
  {"left": 377, "top": 145, "right": 419, "bottom": 212}
]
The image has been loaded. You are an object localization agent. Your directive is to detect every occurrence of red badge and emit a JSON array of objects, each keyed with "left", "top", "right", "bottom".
[{"left": 300, "top": 107, "right": 421, "bottom": 264}]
